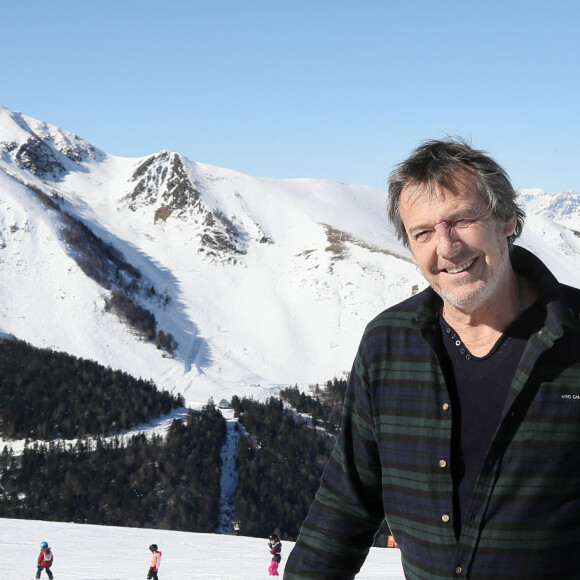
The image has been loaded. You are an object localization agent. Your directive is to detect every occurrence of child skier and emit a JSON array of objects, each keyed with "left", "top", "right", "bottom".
[
  {"left": 36, "top": 541, "right": 54, "bottom": 579},
  {"left": 267, "top": 533, "right": 282, "bottom": 576},
  {"left": 147, "top": 544, "right": 162, "bottom": 580}
]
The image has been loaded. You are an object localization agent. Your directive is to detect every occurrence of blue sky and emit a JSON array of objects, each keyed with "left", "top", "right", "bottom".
[{"left": 3, "top": 0, "right": 579, "bottom": 192}]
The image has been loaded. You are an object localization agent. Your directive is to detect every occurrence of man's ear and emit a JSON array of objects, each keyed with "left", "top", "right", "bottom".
[{"left": 503, "top": 213, "right": 517, "bottom": 238}]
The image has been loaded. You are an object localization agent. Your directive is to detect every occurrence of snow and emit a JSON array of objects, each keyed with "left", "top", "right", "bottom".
[
  {"left": 2, "top": 108, "right": 580, "bottom": 415},
  {"left": 0, "top": 106, "right": 427, "bottom": 409},
  {"left": 1, "top": 517, "right": 405, "bottom": 579}
]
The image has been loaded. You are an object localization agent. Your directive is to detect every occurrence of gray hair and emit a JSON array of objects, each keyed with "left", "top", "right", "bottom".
[{"left": 387, "top": 137, "right": 525, "bottom": 248}]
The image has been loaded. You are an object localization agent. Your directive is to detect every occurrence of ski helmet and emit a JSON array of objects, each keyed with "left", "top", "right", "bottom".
[
  {"left": 40, "top": 541, "right": 48, "bottom": 549},
  {"left": 269, "top": 533, "right": 279, "bottom": 542},
  {"left": 149, "top": 544, "right": 158, "bottom": 552}
]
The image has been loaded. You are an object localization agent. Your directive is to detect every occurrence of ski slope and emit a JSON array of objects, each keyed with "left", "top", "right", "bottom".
[{"left": 1, "top": 517, "right": 404, "bottom": 580}]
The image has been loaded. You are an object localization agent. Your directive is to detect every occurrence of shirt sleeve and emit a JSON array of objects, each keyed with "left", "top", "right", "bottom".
[{"left": 284, "top": 343, "right": 384, "bottom": 579}]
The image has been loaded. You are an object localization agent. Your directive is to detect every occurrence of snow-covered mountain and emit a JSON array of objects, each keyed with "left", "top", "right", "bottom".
[{"left": 2, "top": 104, "right": 580, "bottom": 408}]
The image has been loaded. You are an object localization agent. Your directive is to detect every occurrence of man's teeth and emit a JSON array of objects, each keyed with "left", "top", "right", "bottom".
[{"left": 446, "top": 258, "right": 475, "bottom": 274}]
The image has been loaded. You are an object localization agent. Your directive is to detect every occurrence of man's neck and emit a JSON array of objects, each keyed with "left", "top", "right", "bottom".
[{"left": 441, "top": 273, "right": 531, "bottom": 357}]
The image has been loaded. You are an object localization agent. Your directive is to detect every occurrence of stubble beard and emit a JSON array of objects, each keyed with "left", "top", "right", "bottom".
[{"left": 431, "top": 246, "right": 512, "bottom": 315}]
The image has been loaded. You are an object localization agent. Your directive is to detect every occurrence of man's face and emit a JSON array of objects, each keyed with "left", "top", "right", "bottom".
[{"left": 399, "top": 170, "right": 517, "bottom": 314}]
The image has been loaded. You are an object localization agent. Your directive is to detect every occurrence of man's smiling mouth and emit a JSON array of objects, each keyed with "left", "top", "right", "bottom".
[{"left": 445, "top": 258, "right": 476, "bottom": 274}]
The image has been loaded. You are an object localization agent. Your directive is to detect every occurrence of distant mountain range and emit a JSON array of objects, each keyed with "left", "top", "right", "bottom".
[{"left": 1, "top": 104, "right": 580, "bottom": 407}]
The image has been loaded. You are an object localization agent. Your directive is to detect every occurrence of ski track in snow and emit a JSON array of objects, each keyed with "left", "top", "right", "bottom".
[{"left": 218, "top": 411, "right": 241, "bottom": 534}]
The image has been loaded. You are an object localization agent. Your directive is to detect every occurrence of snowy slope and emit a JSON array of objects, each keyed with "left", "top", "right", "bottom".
[
  {"left": 0, "top": 517, "right": 405, "bottom": 579},
  {"left": 1, "top": 104, "right": 580, "bottom": 410}
]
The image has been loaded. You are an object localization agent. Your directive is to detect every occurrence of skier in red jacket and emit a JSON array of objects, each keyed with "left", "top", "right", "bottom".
[
  {"left": 36, "top": 541, "right": 54, "bottom": 579},
  {"left": 147, "top": 544, "right": 162, "bottom": 580}
]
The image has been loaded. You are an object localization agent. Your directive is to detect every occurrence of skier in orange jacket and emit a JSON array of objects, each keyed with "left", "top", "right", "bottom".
[{"left": 147, "top": 544, "right": 162, "bottom": 580}]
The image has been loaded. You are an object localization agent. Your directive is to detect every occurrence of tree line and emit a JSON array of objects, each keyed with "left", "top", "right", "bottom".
[{"left": 0, "top": 338, "right": 184, "bottom": 440}]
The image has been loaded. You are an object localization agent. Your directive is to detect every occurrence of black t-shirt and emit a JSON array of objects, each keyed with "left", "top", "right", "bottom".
[{"left": 439, "top": 300, "right": 543, "bottom": 535}]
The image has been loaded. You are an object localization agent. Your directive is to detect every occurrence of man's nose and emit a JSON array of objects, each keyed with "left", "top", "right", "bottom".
[{"left": 435, "top": 224, "right": 461, "bottom": 257}]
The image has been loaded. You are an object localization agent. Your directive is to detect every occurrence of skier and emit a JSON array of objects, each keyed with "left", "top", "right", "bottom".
[
  {"left": 267, "top": 533, "right": 282, "bottom": 576},
  {"left": 147, "top": 544, "right": 162, "bottom": 580},
  {"left": 36, "top": 541, "right": 54, "bottom": 579}
]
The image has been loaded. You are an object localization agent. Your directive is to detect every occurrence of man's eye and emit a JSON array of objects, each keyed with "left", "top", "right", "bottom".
[
  {"left": 454, "top": 218, "right": 474, "bottom": 228},
  {"left": 415, "top": 230, "right": 433, "bottom": 242}
]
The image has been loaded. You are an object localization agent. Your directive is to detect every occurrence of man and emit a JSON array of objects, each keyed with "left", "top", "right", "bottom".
[{"left": 284, "top": 138, "right": 580, "bottom": 579}]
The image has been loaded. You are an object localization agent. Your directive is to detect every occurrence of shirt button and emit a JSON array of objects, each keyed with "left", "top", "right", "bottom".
[
  {"left": 439, "top": 459, "right": 447, "bottom": 468},
  {"left": 442, "top": 402, "right": 450, "bottom": 411},
  {"left": 441, "top": 514, "right": 450, "bottom": 523},
  {"left": 455, "top": 566, "right": 463, "bottom": 575}
]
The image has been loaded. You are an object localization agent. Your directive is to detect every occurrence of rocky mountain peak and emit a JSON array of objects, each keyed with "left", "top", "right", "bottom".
[
  {"left": 0, "top": 107, "right": 99, "bottom": 177},
  {"left": 125, "top": 151, "right": 248, "bottom": 262}
]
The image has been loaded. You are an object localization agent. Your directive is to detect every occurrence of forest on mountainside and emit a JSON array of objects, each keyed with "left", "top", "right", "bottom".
[
  {"left": 0, "top": 402, "right": 224, "bottom": 531},
  {"left": 0, "top": 338, "right": 184, "bottom": 439},
  {"left": 59, "top": 205, "right": 177, "bottom": 354},
  {"left": 0, "top": 340, "right": 389, "bottom": 543},
  {"left": 231, "top": 384, "right": 344, "bottom": 540},
  {"left": 0, "top": 389, "right": 345, "bottom": 541}
]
